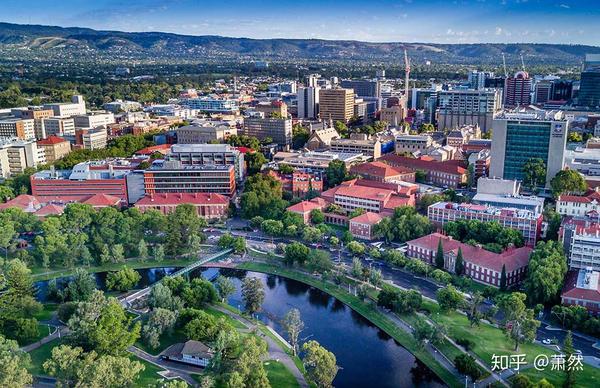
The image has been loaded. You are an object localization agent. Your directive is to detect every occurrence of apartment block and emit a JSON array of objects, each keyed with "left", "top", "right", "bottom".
[{"left": 319, "top": 88, "right": 355, "bottom": 123}]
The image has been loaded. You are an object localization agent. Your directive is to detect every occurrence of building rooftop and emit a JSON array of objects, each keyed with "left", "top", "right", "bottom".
[
  {"left": 430, "top": 201, "right": 540, "bottom": 220},
  {"left": 350, "top": 161, "right": 413, "bottom": 179},
  {"left": 562, "top": 268, "right": 600, "bottom": 303},
  {"left": 37, "top": 136, "right": 68, "bottom": 145},
  {"left": 350, "top": 211, "right": 383, "bottom": 225},
  {"left": 170, "top": 143, "right": 238, "bottom": 153},
  {"left": 136, "top": 192, "right": 229, "bottom": 206}
]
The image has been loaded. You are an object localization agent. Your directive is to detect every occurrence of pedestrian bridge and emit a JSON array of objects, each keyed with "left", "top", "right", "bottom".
[{"left": 120, "top": 248, "right": 233, "bottom": 307}]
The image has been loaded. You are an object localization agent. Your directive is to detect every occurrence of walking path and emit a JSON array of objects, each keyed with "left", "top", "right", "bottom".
[{"left": 212, "top": 305, "right": 309, "bottom": 388}]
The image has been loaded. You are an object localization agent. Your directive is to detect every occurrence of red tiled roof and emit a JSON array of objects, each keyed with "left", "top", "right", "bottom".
[
  {"left": 407, "top": 232, "right": 532, "bottom": 273},
  {"left": 350, "top": 212, "right": 383, "bottom": 225},
  {"left": 559, "top": 190, "right": 600, "bottom": 204},
  {"left": 82, "top": 193, "right": 122, "bottom": 207},
  {"left": 34, "top": 204, "right": 65, "bottom": 217},
  {"left": 0, "top": 194, "right": 41, "bottom": 211},
  {"left": 134, "top": 144, "right": 172, "bottom": 156},
  {"left": 136, "top": 192, "right": 229, "bottom": 206},
  {"left": 37, "top": 135, "right": 68, "bottom": 145},
  {"left": 287, "top": 200, "right": 324, "bottom": 213},
  {"left": 350, "top": 161, "right": 413, "bottom": 179},
  {"left": 562, "top": 270, "right": 600, "bottom": 303}
]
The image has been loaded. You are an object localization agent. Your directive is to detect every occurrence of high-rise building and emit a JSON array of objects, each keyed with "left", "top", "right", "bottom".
[
  {"left": 340, "top": 80, "right": 380, "bottom": 98},
  {"left": 490, "top": 111, "right": 568, "bottom": 187},
  {"left": 436, "top": 89, "right": 502, "bottom": 132},
  {"left": 168, "top": 143, "right": 245, "bottom": 181},
  {"left": 504, "top": 71, "right": 532, "bottom": 107},
  {"left": 534, "top": 80, "right": 553, "bottom": 105},
  {"left": 297, "top": 86, "right": 320, "bottom": 119},
  {"left": 0, "top": 118, "right": 36, "bottom": 140},
  {"left": 43, "top": 95, "right": 87, "bottom": 118},
  {"left": 242, "top": 117, "right": 293, "bottom": 146},
  {"left": 578, "top": 54, "right": 600, "bottom": 108},
  {"left": 468, "top": 71, "right": 494, "bottom": 90},
  {"left": 319, "top": 88, "right": 355, "bottom": 124},
  {"left": 552, "top": 80, "right": 573, "bottom": 101},
  {"left": 0, "top": 138, "right": 46, "bottom": 176},
  {"left": 42, "top": 117, "right": 76, "bottom": 137}
]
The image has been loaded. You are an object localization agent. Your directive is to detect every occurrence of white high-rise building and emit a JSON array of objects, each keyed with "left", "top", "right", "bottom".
[
  {"left": 44, "top": 95, "right": 87, "bottom": 118},
  {"left": 297, "top": 86, "right": 320, "bottom": 119}
]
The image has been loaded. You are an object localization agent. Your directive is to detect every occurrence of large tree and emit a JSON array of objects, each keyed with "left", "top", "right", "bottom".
[
  {"left": 240, "top": 174, "right": 288, "bottom": 219},
  {"left": 106, "top": 266, "right": 141, "bottom": 292},
  {"left": 524, "top": 241, "right": 567, "bottom": 305},
  {"left": 0, "top": 335, "right": 32, "bottom": 388},
  {"left": 435, "top": 238, "right": 445, "bottom": 269},
  {"left": 522, "top": 158, "right": 546, "bottom": 191},
  {"left": 215, "top": 276, "right": 236, "bottom": 303},
  {"left": 302, "top": 340, "right": 339, "bottom": 388},
  {"left": 497, "top": 292, "right": 540, "bottom": 351},
  {"left": 550, "top": 169, "right": 587, "bottom": 198},
  {"left": 282, "top": 308, "right": 304, "bottom": 356},
  {"left": 241, "top": 277, "right": 265, "bottom": 315},
  {"left": 436, "top": 285, "right": 464, "bottom": 312},
  {"left": 325, "top": 159, "right": 348, "bottom": 188}
]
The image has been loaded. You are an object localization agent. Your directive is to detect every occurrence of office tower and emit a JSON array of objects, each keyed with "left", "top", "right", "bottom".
[
  {"left": 552, "top": 80, "right": 573, "bottom": 101},
  {"left": 168, "top": 143, "right": 245, "bottom": 180},
  {"left": 306, "top": 74, "right": 320, "bottom": 88},
  {"left": 490, "top": 111, "right": 568, "bottom": 187},
  {"left": 578, "top": 54, "right": 600, "bottom": 108},
  {"left": 297, "top": 86, "right": 320, "bottom": 119},
  {"left": 484, "top": 77, "right": 505, "bottom": 89},
  {"left": 504, "top": 71, "right": 532, "bottom": 107},
  {"left": 468, "top": 71, "right": 494, "bottom": 90},
  {"left": 242, "top": 117, "right": 293, "bottom": 146},
  {"left": 319, "top": 88, "right": 355, "bottom": 124},
  {"left": 43, "top": 95, "right": 87, "bottom": 118},
  {"left": 436, "top": 89, "right": 502, "bottom": 132},
  {"left": 410, "top": 86, "right": 440, "bottom": 110},
  {"left": 340, "top": 80, "right": 381, "bottom": 98},
  {"left": 534, "top": 80, "right": 553, "bottom": 104}
]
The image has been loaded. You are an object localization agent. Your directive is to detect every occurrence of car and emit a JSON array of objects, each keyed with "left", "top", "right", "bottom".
[{"left": 542, "top": 339, "right": 552, "bottom": 345}]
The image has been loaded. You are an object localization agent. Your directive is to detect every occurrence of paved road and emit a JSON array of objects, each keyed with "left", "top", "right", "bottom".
[{"left": 128, "top": 346, "right": 199, "bottom": 386}]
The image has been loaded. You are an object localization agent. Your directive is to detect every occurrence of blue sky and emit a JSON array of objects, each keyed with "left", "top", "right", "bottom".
[{"left": 1, "top": 0, "right": 598, "bottom": 45}]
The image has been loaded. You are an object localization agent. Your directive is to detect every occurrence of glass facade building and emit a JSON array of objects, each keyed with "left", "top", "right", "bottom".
[{"left": 502, "top": 121, "right": 551, "bottom": 181}]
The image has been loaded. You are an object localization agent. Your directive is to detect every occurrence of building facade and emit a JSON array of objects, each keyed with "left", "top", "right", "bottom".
[
  {"left": 436, "top": 89, "right": 501, "bottom": 133},
  {"left": 243, "top": 117, "right": 293, "bottom": 146},
  {"left": 168, "top": 143, "right": 245, "bottom": 181},
  {"left": 318, "top": 88, "right": 355, "bottom": 123},
  {"left": 143, "top": 161, "right": 236, "bottom": 196},
  {"left": 135, "top": 192, "right": 229, "bottom": 220}
]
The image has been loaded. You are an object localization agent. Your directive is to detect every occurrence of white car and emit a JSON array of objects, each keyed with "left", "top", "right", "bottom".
[{"left": 542, "top": 339, "right": 552, "bottom": 345}]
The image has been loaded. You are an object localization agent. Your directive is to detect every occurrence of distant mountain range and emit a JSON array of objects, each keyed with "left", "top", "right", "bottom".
[{"left": 1, "top": 22, "right": 599, "bottom": 65}]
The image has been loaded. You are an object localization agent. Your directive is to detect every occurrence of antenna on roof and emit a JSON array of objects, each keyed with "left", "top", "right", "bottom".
[{"left": 404, "top": 49, "right": 411, "bottom": 112}]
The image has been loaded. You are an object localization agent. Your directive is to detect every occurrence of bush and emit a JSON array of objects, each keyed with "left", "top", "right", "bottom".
[
  {"left": 455, "top": 337, "right": 474, "bottom": 351},
  {"left": 382, "top": 250, "right": 407, "bottom": 267},
  {"left": 430, "top": 269, "right": 452, "bottom": 285},
  {"left": 405, "top": 258, "right": 430, "bottom": 275},
  {"left": 454, "top": 354, "right": 481, "bottom": 381},
  {"left": 57, "top": 301, "right": 78, "bottom": 323}
]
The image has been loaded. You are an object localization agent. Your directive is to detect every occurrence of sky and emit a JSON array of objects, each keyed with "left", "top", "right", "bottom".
[{"left": 1, "top": 0, "right": 599, "bottom": 45}]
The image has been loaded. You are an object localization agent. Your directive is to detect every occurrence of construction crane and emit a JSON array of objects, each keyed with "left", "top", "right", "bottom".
[
  {"left": 501, "top": 52, "right": 508, "bottom": 78},
  {"left": 520, "top": 53, "right": 526, "bottom": 72},
  {"left": 403, "top": 49, "right": 411, "bottom": 112}
]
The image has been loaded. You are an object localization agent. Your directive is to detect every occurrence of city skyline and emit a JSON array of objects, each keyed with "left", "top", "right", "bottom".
[{"left": 1, "top": 0, "right": 599, "bottom": 45}]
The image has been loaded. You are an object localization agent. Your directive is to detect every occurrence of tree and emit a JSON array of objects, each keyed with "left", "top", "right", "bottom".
[
  {"left": 550, "top": 170, "right": 587, "bottom": 198},
  {"left": 0, "top": 335, "right": 32, "bottom": 388},
  {"left": 292, "top": 124, "right": 310, "bottom": 149},
  {"left": 138, "top": 239, "right": 149, "bottom": 261},
  {"left": 497, "top": 292, "right": 540, "bottom": 351},
  {"left": 302, "top": 226, "right": 323, "bottom": 243},
  {"left": 148, "top": 283, "right": 183, "bottom": 311},
  {"left": 347, "top": 241, "right": 365, "bottom": 256},
  {"left": 284, "top": 242, "right": 310, "bottom": 266},
  {"left": 467, "top": 292, "right": 484, "bottom": 327},
  {"left": 512, "top": 374, "right": 534, "bottom": 388},
  {"left": 307, "top": 249, "right": 333, "bottom": 273},
  {"left": 454, "top": 248, "right": 464, "bottom": 275},
  {"left": 240, "top": 174, "right": 287, "bottom": 219},
  {"left": 325, "top": 159, "right": 348, "bottom": 188},
  {"left": 153, "top": 244, "right": 165, "bottom": 261},
  {"left": 435, "top": 238, "right": 445, "bottom": 269},
  {"left": 351, "top": 257, "right": 364, "bottom": 279},
  {"left": 436, "top": 285, "right": 464, "bottom": 312},
  {"left": 302, "top": 340, "right": 338, "bottom": 388},
  {"left": 0, "top": 220, "right": 16, "bottom": 259},
  {"left": 111, "top": 244, "right": 125, "bottom": 263},
  {"left": 523, "top": 158, "right": 546, "bottom": 191},
  {"left": 454, "top": 354, "right": 481, "bottom": 381},
  {"left": 413, "top": 318, "right": 435, "bottom": 348},
  {"left": 106, "top": 267, "right": 141, "bottom": 292},
  {"left": 524, "top": 241, "right": 567, "bottom": 305},
  {"left": 261, "top": 219, "right": 284, "bottom": 236},
  {"left": 310, "top": 209, "right": 325, "bottom": 224},
  {"left": 182, "top": 278, "right": 218, "bottom": 309},
  {"left": 369, "top": 268, "right": 383, "bottom": 287},
  {"left": 563, "top": 331, "right": 576, "bottom": 388},
  {"left": 142, "top": 308, "right": 177, "bottom": 349},
  {"left": 245, "top": 152, "right": 268, "bottom": 175},
  {"left": 242, "top": 277, "right": 265, "bottom": 315},
  {"left": 215, "top": 276, "right": 236, "bottom": 303},
  {"left": 282, "top": 308, "right": 304, "bottom": 356},
  {"left": 64, "top": 268, "right": 97, "bottom": 302}
]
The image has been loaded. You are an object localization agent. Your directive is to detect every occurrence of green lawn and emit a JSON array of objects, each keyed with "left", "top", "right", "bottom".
[
  {"left": 19, "top": 323, "right": 54, "bottom": 347},
  {"left": 33, "top": 303, "right": 58, "bottom": 321},
  {"left": 135, "top": 327, "right": 187, "bottom": 356},
  {"left": 518, "top": 366, "right": 600, "bottom": 387},
  {"left": 238, "top": 262, "right": 462, "bottom": 388},
  {"left": 264, "top": 360, "right": 300, "bottom": 388},
  {"left": 131, "top": 356, "right": 166, "bottom": 387},
  {"left": 205, "top": 306, "right": 247, "bottom": 329},
  {"left": 27, "top": 338, "right": 64, "bottom": 375}
]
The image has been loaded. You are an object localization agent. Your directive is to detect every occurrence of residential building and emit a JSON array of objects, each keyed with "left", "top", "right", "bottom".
[
  {"left": 406, "top": 232, "right": 532, "bottom": 287},
  {"left": 330, "top": 134, "right": 381, "bottom": 159},
  {"left": 504, "top": 71, "right": 532, "bottom": 107},
  {"left": 468, "top": 71, "right": 495, "bottom": 90},
  {"left": 321, "top": 179, "right": 416, "bottom": 216},
  {"left": 427, "top": 202, "right": 542, "bottom": 246},
  {"left": 350, "top": 161, "right": 415, "bottom": 183},
  {"left": 135, "top": 192, "right": 229, "bottom": 220},
  {"left": 73, "top": 111, "right": 115, "bottom": 129},
  {"left": 31, "top": 163, "right": 130, "bottom": 204},
  {"left": 75, "top": 128, "right": 108, "bottom": 150},
  {"left": 560, "top": 217, "right": 600, "bottom": 270},
  {"left": 436, "top": 89, "right": 501, "bottom": 133},
  {"left": 143, "top": 161, "right": 235, "bottom": 196},
  {"left": 168, "top": 143, "right": 245, "bottom": 180},
  {"left": 395, "top": 134, "right": 434, "bottom": 154},
  {"left": 42, "top": 117, "right": 76, "bottom": 136},
  {"left": 176, "top": 123, "right": 234, "bottom": 144},
  {"left": 243, "top": 117, "right": 292, "bottom": 146},
  {"left": 349, "top": 212, "right": 383, "bottom": 240},
  {"left": 179, "top": 97, "right": 239, "bottom": 113},
  {"left": 489, "top": 110, "right": 568, "bottom": 186},
  {"left": 379, "top": 154, "right": 468, "bottom": 188},
  {"left": 0, "top": 118, "right": 35, "bottom": 140},
  {"left": 561, "top": 268, "right": 600, "bottom": 315},
  {"left": 297, "top": 86, "right": 320, "bottom": 119},
  {"left": 0, "top": 138, "right": 46, "bottom": 176},
  {"left": 319, "top": 88, "right": 354, "bottom": 123},
  {"left": 43, "top": 95, "right": 87, "bottom": 117},
  {"left": 305, "top": 126, "right": 340, "bottom": 151},
  {"left": 578, "top": 54, "right": 600, "bottom": 109},
  {"left": 556, "top": 189, "right": 600, "bottom": 217},
  {"left": 37, "top": 136, "right": 71, "bottom": 163}
]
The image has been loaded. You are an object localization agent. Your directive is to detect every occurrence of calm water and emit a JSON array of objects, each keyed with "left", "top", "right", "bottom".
[{"left": 36, "top": 267, "right": 445, "bottom": 388}]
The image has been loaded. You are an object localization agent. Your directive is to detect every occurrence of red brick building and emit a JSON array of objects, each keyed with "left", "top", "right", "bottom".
[
  {"left": 135, "top": 192, "right": 229, "bottom": 220},
  {"left": 350, "top": 161, "right": 416, "bottom": 183},
  {"left": 349, "top": 212, "right": 383, "bottom": 240},
  {"left": 267, "top": 170, "right": 323, "bottom": 198},
  {"left": 286, "top": 198, "right": 328, "bottom": 224},
  {"left": 379, "top": 154, "right": 467, "bottom": 188},
  {"left": 407, "top": 233, "right": 532, "bottom": 287}
]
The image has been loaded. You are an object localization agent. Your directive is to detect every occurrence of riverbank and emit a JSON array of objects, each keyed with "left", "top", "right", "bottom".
[{"left": 236, "top": 261, "right": 462, "bottom": 388}]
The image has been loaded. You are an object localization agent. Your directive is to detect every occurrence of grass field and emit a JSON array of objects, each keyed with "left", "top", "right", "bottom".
[
  {"left": 264, "top": 360, "right": 300, "bottom": 388},
  {"left": 131, "top": 356, "right": 166, "bottom": 387},
  {"left": 33, "top": 303, "right": 58, "bottom": 321},
  {"left": 27, "top": 338, "right": 64, "bottom": 375},
  {"left": 518, "top": 365, "right": 600, "bottom": 387}
]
